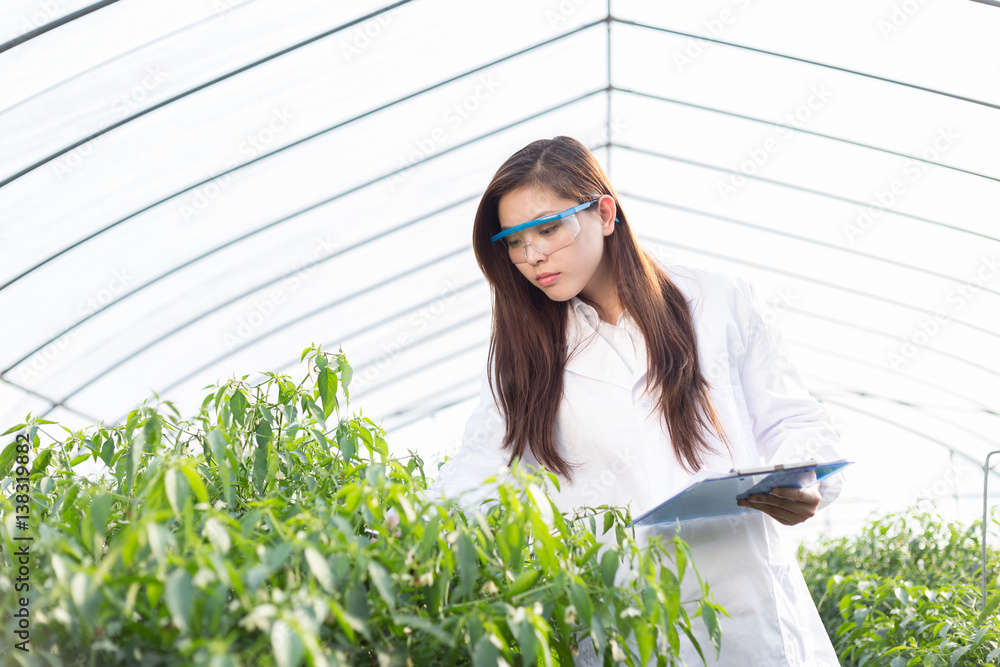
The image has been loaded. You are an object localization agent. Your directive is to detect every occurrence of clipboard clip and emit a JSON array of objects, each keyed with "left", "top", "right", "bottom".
[{"left": 729, "top": 461, "right": 813, "bottom": 476}]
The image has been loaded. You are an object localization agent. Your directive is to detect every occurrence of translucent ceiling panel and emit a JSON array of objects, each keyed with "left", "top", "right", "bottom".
[
  {"left": 613, "top": 0, "right": 1000, "bottom": 109},
  {"left": 0, "top": 0, "right": 404, "bottom": 176},
  {"left": 1, "top": 0, "right": 101, "bottom": 52},
  {"left": 0, "top": 383, "right": 50, "bottom": 431},
  {"left": 1, "top": 13, "right": 608, "bottom": 419},
  {"left": 0, "top": 26, "right": 607, "bottom": 360},
  {"left": 15, "top": 93, "right": 608, "bottom": 426},
  {"left": 610, "top": 23, "right": 999, "bottom": 230}
]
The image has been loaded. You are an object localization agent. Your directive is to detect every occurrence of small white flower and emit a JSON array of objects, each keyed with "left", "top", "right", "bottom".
[
  {"left": 611, "top": 639, "right": 626, "bottom": 661},
  {"left": 619, "top": 606, "right": 641, "bottom": 619},
  {"left": 564, "top": 605, "right": 579, "bottom": 625}
]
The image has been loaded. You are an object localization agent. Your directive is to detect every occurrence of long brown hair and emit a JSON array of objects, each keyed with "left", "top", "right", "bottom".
[{"left": 472, "top": 136, "right": 731, "bottom": 483}]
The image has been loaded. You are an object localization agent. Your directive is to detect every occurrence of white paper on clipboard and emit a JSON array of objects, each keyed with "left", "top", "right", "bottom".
[{"left": 626, "top": 459, "right": 853, "bottom": 528}]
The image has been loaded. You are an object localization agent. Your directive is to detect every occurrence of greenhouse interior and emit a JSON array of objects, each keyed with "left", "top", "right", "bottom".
[{"left": 2, "top": 0, "right": 999, "bottom": 665}]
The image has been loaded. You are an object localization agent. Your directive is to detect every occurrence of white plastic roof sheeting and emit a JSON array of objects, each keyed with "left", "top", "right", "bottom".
[{"left": 2, "top": 0, "right": 998, "bottom": 540}]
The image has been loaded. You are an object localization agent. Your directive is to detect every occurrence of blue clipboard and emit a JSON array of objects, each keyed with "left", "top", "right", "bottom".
[{"left": 626, "top": 459, "right": 853, "bottom": 528}]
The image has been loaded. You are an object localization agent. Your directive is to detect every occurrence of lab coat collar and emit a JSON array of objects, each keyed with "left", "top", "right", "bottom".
[{"left": 565, "top": 296, "right": 647, "bottom": 393}]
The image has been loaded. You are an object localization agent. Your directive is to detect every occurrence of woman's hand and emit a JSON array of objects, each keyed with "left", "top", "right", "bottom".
[{"left": 736, "top": 470, "right": 822, "bottom": 526}]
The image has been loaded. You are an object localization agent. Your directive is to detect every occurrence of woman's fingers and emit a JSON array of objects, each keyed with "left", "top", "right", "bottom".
[{"left": 736, "top": 485, "right": 822, "bottom": 526}]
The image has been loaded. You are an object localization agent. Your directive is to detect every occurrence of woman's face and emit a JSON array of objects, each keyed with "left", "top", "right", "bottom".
[{"left": 496, "top": 186, "right": 617, "bottom": 303}]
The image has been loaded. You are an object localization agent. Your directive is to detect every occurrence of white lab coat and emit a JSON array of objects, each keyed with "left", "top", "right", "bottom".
[{"left": 421, "top": 263, "right": 845, "bottom": 666}]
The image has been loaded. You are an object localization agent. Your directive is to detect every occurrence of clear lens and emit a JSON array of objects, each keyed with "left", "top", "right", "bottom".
[{"left": 501, "top": 212, "right": 582, "bottom": 264}]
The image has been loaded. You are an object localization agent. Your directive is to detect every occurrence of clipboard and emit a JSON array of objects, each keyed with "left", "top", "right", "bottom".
[{"left": 626, "top": 459, "right": 853, "bottom": 528}]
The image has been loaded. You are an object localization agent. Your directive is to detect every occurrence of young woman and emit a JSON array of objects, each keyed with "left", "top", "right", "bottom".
[{"left": 418, "top": 135, "right": 847, "bottom": 665}]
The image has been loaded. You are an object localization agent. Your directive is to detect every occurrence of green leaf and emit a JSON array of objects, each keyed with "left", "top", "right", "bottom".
[
  {"left": 262, "top": 543, "right": 293, "bottom": 570},
  {"left": 367, "top": 561, "right": 395, "bottom": 610},
  {"left": 659, "top": 567, "right": 680, "bottom": 621},
  {"left": 204, "top": 517, "right": 230, "bottom": 555},
  {"left": 179, "top": 463, "right": 208, "bottom": 504},
  {"left": 600, "top": 549, "right": 619, "bottom": 588},
  {"left": 455, "top": 532, "right": 479, "bottom": 601},
  {"left": 255, "top": 418, "right": 273, "bottom": 448},
  {"left": 125, "top": 430, "right": 144, "bottom": 495},
  {"left": 472, "top": 635, "right": 499, "bottom": 667},
  {"left": 603, "top": 510, "right": 614, "bottom": 535},
  {"left": 142, "top": 415, "right": 162, "bottom": 449},
  {"left": 302, "top": 397, "right": 326, "bottom": 429},
  {"left": 59, "top": 485, "right": 81, "bottom": 525},
  {"left": 978, "top": 593, "right": 1000, "bottom": 624},
  {"left": 515, "top": 615, "right": 538, "bottom": 667},
  {"left": 253, "top": 439, "right": 269, "bottom": 494},
  {"left": 271, "top": 618, "right": 304, "bottom": 667},
  {"left": 569, "top": 581, "right": 593, "bottom": 624},
  {"left": 89, "top": 493, "right": 112, "bottom": 544},
  {"left": 700, "top": 601, "right": 721, "bottom": 658},
  {"left": 1, "top": 423, "right": 26, "bottom": 436},
  {"left": 347, "top": 583, "right": 371, "bottom": 640},
  {"left": 339, "top": 358, "right": 353, "bottom": 391},
  {"left": 615, "top": 521, "right": 627, "bottom": 547},
  {"left": 31, "top": 448, "right": 53, "bottom": 475},
  {"left": 317, "top": 367, "right": 338, "bottom": 419},
  {"left": 0, "top": 441, "right": 19, "bottom": 477},
  {"left": 304, "top": 547, "right": 333, "bottom": 593},
  {"left": 165, "top": 468, "right": 188, "bottom": 517},
  {"left": 337, "top": 432, "right": 356, "bottom": 462},
  {"left": 393, "top": 614, "right": 452, "bottom": 645},
  {"left": 508, "top": 568, "right": 540, "bottom": 598},
  {"left": 950, "top": 646, "right": 972, "bottom": 666},
  {"left": 633, "top": 619, "right": 654, "bottom": 666},
  {"left": 673, "top": 536, "right": 689, "bottom": 582},
  {"left": 165, "top": 568, "right": 194, "bottom": 634},
  {"left": 207, "top": 430, "right": 230, "bottom": 504},
  {"left": 100, "top": 437, "right": 115, "bottom": 468},
  {"left": 229, "top": 390, "right": 248, "bottom": 427}
]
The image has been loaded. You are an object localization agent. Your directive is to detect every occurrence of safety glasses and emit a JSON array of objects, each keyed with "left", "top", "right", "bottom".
[{"left": 491, "top": 199, "right": 606, "bottom": 265}]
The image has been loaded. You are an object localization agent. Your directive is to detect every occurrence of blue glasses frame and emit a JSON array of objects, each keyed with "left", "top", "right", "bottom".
[{"left": 490, "top": 198, "right": 619, "bottom": 243}]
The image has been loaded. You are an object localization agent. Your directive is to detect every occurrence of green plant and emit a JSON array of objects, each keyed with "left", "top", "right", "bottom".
[
  {"left": 798, "top": 508, "right": 1000, "bottom": 666},
  {"left": 0, "top": 345, "right": 724, "bottom": 667}
]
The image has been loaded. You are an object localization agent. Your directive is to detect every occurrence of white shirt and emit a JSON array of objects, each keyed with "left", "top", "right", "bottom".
[
  {"left": 573, "top": 299, "right": 639, "bottom": 374},
  {"left": 422, "top": 263, "right": 846, "bottom": 666}
]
